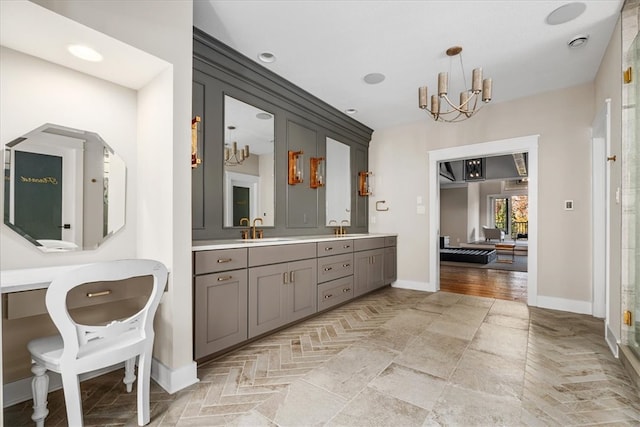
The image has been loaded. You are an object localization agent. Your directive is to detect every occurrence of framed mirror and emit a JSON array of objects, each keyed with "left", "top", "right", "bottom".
[
  {"left": 3, "top": 124, "right": 126, "bottom": 252},
  {"left": 325, "top": 137, "right": 351, "bottom": 226},
  {"left": 223, "top": 95, "right": 275, "bottom": 227}
]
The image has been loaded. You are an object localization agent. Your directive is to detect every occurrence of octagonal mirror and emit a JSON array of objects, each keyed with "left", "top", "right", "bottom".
[{"left": 3, "top": 124, "right": 126, "bottom": 252}]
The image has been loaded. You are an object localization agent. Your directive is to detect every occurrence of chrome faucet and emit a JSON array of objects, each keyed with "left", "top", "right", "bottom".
[{"left": 251, "top": 217, "right": 263, "bottom": 239}]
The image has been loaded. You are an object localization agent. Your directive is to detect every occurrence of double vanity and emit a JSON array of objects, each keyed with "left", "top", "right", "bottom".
[{"left": 192, "top": 234, "right": 396, "bottom": 360}]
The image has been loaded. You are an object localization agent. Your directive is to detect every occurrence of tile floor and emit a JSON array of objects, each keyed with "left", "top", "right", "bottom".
[{"left": 4, "top": 287, "right": 640, "bottom": 426}]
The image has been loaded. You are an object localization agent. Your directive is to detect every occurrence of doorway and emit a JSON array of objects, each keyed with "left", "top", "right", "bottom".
[{"left": 428, "top": 135, "right": 539, "bottom": 306}]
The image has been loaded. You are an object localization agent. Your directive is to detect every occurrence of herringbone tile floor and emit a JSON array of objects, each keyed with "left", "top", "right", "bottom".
[{"left": 4, "top": 288, "right": 639, "bottom": 426}]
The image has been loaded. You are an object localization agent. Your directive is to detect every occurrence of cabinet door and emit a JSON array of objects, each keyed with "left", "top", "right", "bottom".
[
  {"left": 194, "top": 270, "right": 247, "bottom": 359},
  {"left": 354, "top": 251, "right": 372, "bottom": 297},
  {"left": 288, "top": 259, "right": 317, "bottom": 323},
  {"left": 384, "top": 246, "right": 397, "bottom": 285},
  {"left": 249, "top": 264, "right": 288, "bottom": 338},
  {"left": 369, "top": 249, "right": 385, "bottom": 291}
]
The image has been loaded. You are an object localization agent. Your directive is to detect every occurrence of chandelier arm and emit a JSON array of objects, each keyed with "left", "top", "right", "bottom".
[{"left": 439, "top": 93, "right": 480, "bottom": 114}]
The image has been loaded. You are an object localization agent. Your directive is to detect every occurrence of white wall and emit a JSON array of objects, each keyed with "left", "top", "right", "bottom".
[
  {"left": 467, "top": 182, "right": 480, "bottom": 242},
  {"left": 440, "top": 187, "right": 467, "bottom": 246},
  {"left": 4, "top": 0, "right": 195, "bottom": 391},
  {"left": 370, "top": 82, "right": 595, "bottom": 307},
  {"left": 0, "top": 47, "right": 138, "bottom": 266}
]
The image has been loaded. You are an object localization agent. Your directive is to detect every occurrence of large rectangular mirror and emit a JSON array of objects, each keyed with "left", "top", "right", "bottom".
[
  {"left": 223, "top": 95, "right": 275, "bottom": 227},
  {"left": 325, "top": 137, "right": 351, "bottom": 226}
]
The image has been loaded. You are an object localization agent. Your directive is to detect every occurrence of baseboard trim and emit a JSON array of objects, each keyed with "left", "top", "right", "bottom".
[
  {"left": 606, "top": 323, "right": 619, "bottom": 358},
  {"left": 536, "top": 295, "right": 592, "bottom": 314},
  {"left": 151, "top": 359, "right": 199, "bottom": 394},
  {"left": 3, "top": 358, "right": 199, "bottom": 408},
  {"left": 392, "top": 280, "right": 436, "bottom": 292}
]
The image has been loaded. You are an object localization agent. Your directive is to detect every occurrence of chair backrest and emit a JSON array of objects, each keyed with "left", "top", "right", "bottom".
[{"left": 45, "top": 259, "right": 167, "bottom": 364}]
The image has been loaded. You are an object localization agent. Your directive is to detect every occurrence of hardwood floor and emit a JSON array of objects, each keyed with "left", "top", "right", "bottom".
[{"left": 439, "top": 264, "right": 527, "bottom": 302}]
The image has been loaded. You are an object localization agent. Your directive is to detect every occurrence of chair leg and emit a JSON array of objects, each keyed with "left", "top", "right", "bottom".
[
  {"left": 136, "top": 350, "right": 152, "bottom": 426},
  {"left": 61, "top": 371, "right": 84, "bottom": 426},
  {"left": 124, "top": 357, "right": 137, "bottom": 393},
  {"left": 31, "top": 363, "right": 49, "bottom": 427}
]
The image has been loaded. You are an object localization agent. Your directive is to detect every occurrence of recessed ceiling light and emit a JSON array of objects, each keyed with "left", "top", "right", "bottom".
[
  {"left": 256, "top": 112, "right": 272, "bottom": 120},
  {"left": 345, "top": 108, "right": 357, "bottom": 115},
  {"left": 67, "top": 44, "right": 103, "bottom": 62},
  {"left": 363, "top": 73, "right": 385, "bottom": 84},
  {"left": 546, "top": 2, "right": 586, "bottom": 25},
  {"left": 258, "top": 52, "right": 276, "bottom": 63},
  {"left": 568, "top": 34, "right": 589, "bottom": 49}
]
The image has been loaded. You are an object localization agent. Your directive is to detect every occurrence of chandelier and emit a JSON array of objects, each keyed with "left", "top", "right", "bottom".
[
  {"left": 418, "top": 46, "right": 492, "bottom": 123},
  {"left": 224, "top": 125, "right": 250, "bottom": 166}
]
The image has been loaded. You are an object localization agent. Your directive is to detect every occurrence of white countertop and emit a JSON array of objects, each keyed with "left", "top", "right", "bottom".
[
  {"left": 1, "top": 263, "right": 89, "bottom": 293},
  {"left": 192, "top": 233, "right": 396, "bottom": 251}
]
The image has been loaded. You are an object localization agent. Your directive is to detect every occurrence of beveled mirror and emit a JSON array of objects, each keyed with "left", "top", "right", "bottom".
[
  {"left": 223, "top": 95, "right": 275, "bottom": 227},
  {"left": 325, "top": 137, "right": 351, "bottom": 226},
  {"left": 3, "top": 124, "right": 126, "bottom": 252}
]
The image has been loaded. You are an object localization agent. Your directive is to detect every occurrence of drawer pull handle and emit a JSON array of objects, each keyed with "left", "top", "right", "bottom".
[
  {"left": 324, "top": 247, "right": 333, "bottom": 251},
  {"left": 343, "top": 245, "right": 351, "bottom": 249},
  {"left": 324, "top": 294, "right": 333, "bottom": 299},
  {"left": 217, "top": 258, "right": 233, "bottom": 263},
  {"left": 324, "top": 267, "right": 333, "bottom": 272},
  {"left": 343, "top": 288, "right": 351, "bottom": 292},
  {"left": 87, "top": 290, "right": 112, "bottom": 298},
  {"left": 217, "top": 276, "right": 233, "bottom": 282},
  {"left": 343, "top": 264, "right": 350, "bottom": 268}
]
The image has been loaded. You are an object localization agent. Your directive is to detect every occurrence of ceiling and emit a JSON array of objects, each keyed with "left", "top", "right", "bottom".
[{"left": 194, "top": 1, "right": 622, "bottom": 131}]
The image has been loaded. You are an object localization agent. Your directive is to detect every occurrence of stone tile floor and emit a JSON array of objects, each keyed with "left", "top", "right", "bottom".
[{"left": 4, "top": 288, "right": 640, "bottom": 426}]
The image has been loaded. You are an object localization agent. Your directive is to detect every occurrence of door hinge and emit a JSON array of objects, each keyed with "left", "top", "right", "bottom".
[
  {"left": 624, "top": 310, "right": 632, "bottom": 326},
  {"left": 624, "top": 67, "right": 633, "bottom": 84}
]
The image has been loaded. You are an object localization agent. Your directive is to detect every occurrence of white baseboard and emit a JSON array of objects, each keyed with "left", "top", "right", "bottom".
[
  {"left": 606, "top": 322, "right": 619, "bottom": 358},
  {"left": 3, "top": 358, "right": 199, "bottom": 408},
  {"left": 151, "top": 359, "right": 199, "bottom": 394},
  {"left": 392, "top": 280, "right": 436, "bottom": 292},
  {"left": 536, "top": 295, "right": 592, "bottom": 315}
]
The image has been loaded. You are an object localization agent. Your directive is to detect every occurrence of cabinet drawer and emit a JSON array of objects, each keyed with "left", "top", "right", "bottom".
[
  {"left": 6, "top": 276, "right": 152, "bottom": 320},
  {"left": 317, "top": 276, "right": 354, "bottom": 312},
  {"left": 354, "top": 237, "right": 385, "bottom": 251},
  {"left": 384, "top": 236, "right": 397, "bottom": 247},
  {"left": 317, "top": 240, "right": 353, "bottom": 257},
  {"left": 317, "top": 253, "right": 353, "bottom": 283},
  {"left": 194, "top": 248, "right": 247, "bottom": 275},
  {"left": 248, "top": 243, "right": 316, "bottom": 267}
]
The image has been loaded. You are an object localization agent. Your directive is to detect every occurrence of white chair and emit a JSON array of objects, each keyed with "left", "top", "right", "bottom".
[
  {"left": 28, "top": 259, "right": 168, "bottom": 427},
  {"left": 482, "top": 225, "right": 505, "bottom": 242}
]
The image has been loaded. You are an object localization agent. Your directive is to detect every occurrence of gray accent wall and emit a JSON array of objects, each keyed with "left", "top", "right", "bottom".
[{"left": 192, "top": 28, "right": 373, "bottom": 240}]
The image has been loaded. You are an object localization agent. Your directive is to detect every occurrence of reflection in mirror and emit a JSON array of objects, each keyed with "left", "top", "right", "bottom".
[
  {"left": 3, "top": 124, "right": 126, "bottom": 252},
  {"left": 325, "top": 137, "right": 351, "bottom": 226},
  {"left": 223, "top": 95, "right": 275, "bottom": 227}
]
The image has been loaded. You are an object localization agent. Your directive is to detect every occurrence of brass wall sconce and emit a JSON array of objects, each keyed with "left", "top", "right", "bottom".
[
  {"left": 288, "top": 150, "right": 304, "bottom": 185},
  {"left": 358, "top": 171, "right": 373, "bottom": 196},
  {"left": 191, "top": 115, "right": 202, "bottom": 169},
  {"left": 310, "top": 157, "right": 325, "bottom": 189}
]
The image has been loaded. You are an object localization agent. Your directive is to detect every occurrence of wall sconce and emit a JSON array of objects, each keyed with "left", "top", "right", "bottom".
[
  {"left": 358, "top": 171, "right": 373, "bottom": 196},
  {"left": 288, "top": 150, "right": 304, "bottom": 185},
  {"left": 310, "top": 157, "right": 325, "bottom": 189},
  {"left": 191, "top": 115, "right": 202, "bottom": 169}
]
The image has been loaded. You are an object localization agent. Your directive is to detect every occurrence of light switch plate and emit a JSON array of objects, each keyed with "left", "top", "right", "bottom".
[{"left": 417, "top": 205, "right": 426, "bottom": 215}]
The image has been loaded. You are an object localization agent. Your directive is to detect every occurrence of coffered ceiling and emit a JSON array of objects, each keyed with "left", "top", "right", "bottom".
[{"left": 194, "top": 1, "right": 622, "bottom": 130}]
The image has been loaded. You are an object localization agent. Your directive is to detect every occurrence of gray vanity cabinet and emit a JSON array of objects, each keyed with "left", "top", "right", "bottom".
[
  {"left": 384, "top": 236, "right": 397, "bottom": 285},
  {"left": 317, "top": 240, "right": 355, "bottom": 311},
  {"left": 193, "top": 248, "right": 248, "bottom": 359},
  {"left": 248, "top": 245, "right": 317, "bottom": 338}
]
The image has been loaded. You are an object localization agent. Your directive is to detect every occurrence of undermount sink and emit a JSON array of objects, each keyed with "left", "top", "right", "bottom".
[{"left": 236, "top": 237, "right": 294, "bottom": 243}]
